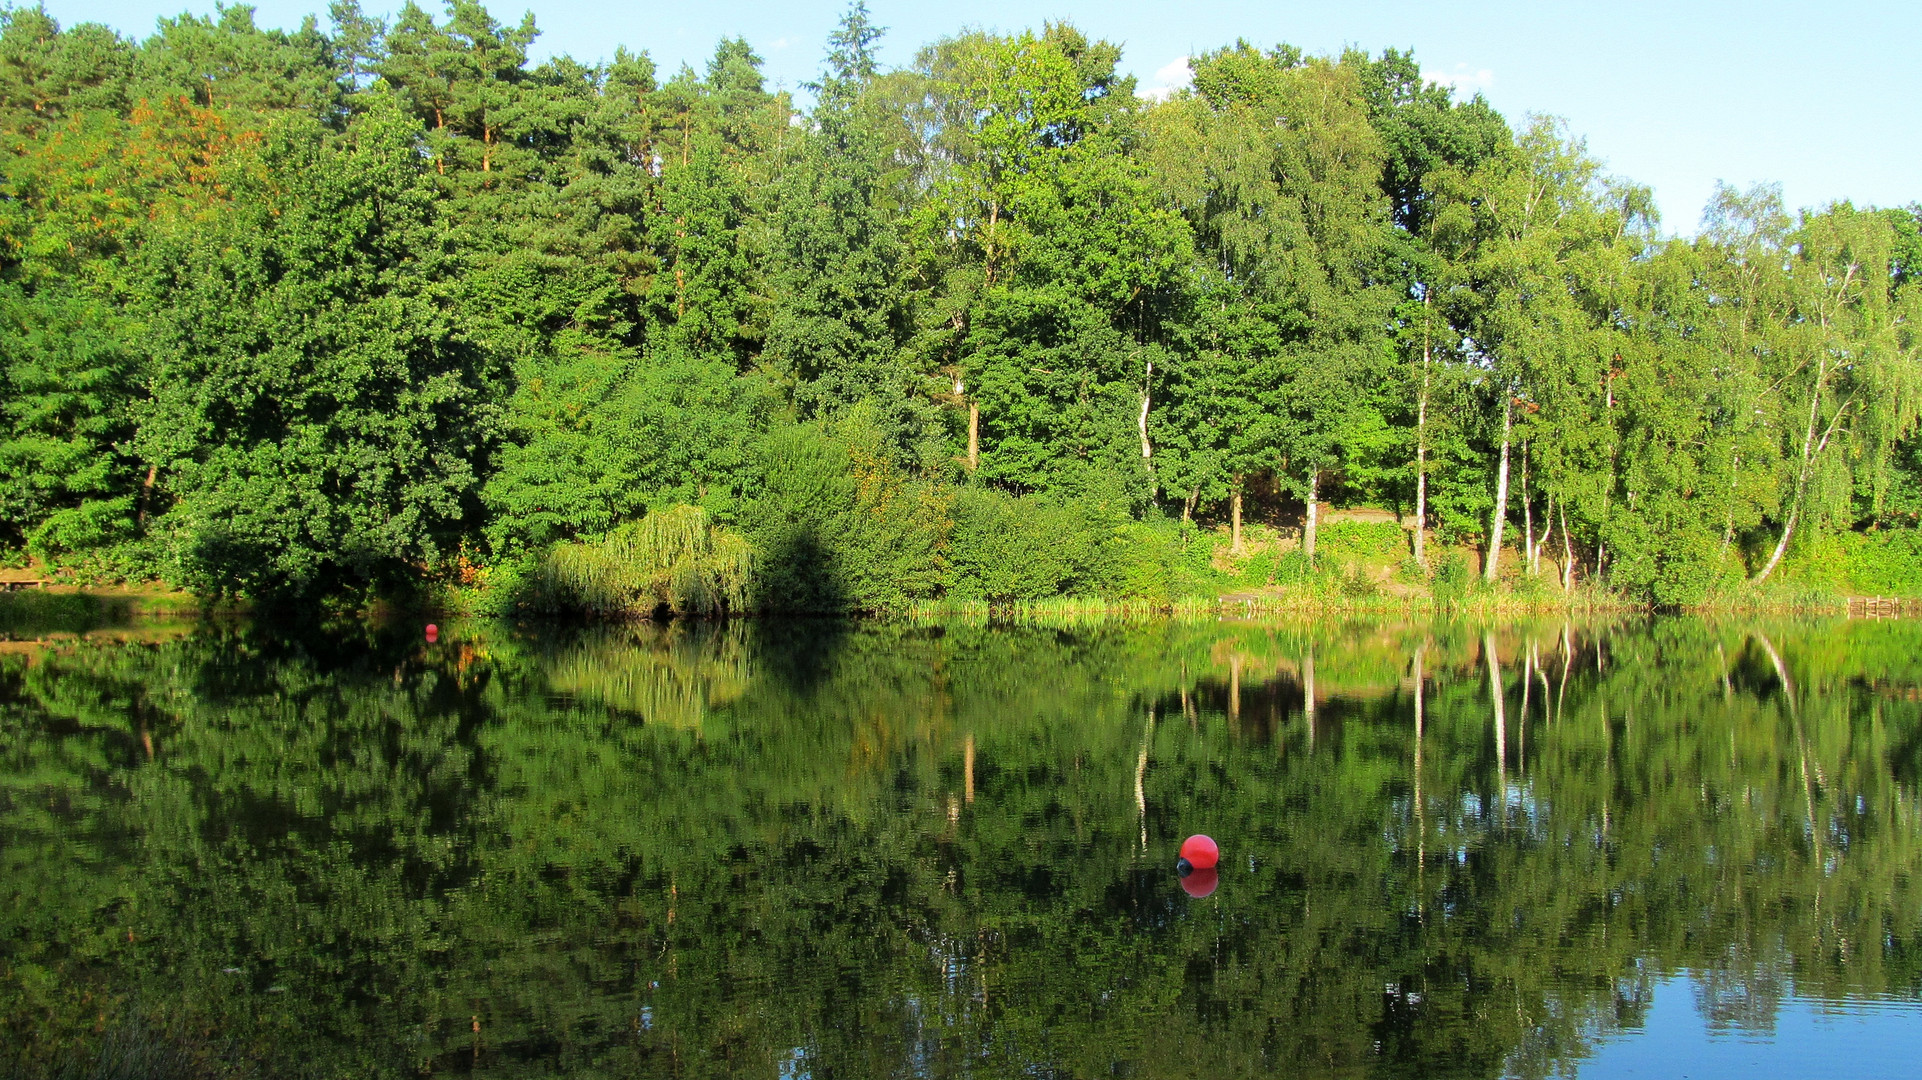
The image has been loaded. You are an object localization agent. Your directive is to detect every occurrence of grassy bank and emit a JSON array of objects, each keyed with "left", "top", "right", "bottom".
[
  {"left": 10, "top": 514, "right": 1911, "bottom": 626},
  {"left": 0, "top": 587, "right": 212, "bottom": 641}
]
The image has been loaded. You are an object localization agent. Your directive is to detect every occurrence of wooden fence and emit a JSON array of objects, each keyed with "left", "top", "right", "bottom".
[{"left": 1846, "top": 596, "right": 1922, "bottom": 618}]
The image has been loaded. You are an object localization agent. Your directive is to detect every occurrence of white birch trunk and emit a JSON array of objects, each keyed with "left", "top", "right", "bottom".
[
  {"left": 1485, "top": 396, "right": 1513, "bottom": 583},
  {"left": 1231, "top": 480, "right": 1243, "bottom": 553},
  {"left": 1304, "top": 469, "right": 1320, "bottom": 568},
  {"left": 1754, "top": 353, "right": 1826, "bottom": 584},
  {"left": 1137, "top": 356, "right": 1153, "bottom": 462}
]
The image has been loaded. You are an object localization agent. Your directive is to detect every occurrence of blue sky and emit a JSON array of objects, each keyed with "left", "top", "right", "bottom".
[{"left": 37, "top": 0, "right": 1920, "bottom": 232}]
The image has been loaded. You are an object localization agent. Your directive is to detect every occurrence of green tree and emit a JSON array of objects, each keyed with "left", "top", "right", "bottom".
[
  {"left": 1147, "top": 45, "right": 1396, "bottom": 562},
  {"left": 906, "top": 25, "right": 1189, "bottom": 495},
  {"left": 134, "top": 96, "right": 490, "bottom": 598},
  {"left": 764, "top": 4, "right": 919, "bottom": 441}
]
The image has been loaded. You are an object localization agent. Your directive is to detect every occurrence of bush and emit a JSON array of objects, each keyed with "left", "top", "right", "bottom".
[
  {"left": 1317, "top": 521, "right": 1408, "bottom": 562},
  {"left": 1839, "top": 529, "right": 1922, "bottom": 595},
  {"left": 533, "top": 505, "right": 752, "bottom": 617},
  {"left": 744, "top": 420, "right": 950, "bottom": 613},
  {"left": 1602, "top": 510, "right": 1726, "bottom": 606},
  {"left": 947, "top": 488, "right": 1100, "bottom": 603},
  {"left": 1431, "top": 551, "right": 1472, "bottom": 600}
]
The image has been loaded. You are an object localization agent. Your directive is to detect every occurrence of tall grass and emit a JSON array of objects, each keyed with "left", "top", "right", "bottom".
[{"left": 537, "top": 505, "right": 752, "bottom": 617}]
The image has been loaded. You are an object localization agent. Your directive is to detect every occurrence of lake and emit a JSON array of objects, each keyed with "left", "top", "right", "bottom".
[{"left": 2, "top": 613, "right": 1919, "bottom": 1078}]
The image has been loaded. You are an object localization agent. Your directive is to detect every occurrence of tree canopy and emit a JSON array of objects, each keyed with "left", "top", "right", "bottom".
[{"left": 1, "top": 2, "right": 1917, "bottom": 606}]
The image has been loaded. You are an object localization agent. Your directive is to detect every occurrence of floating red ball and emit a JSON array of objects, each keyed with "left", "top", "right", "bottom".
[
  {"left": 425, "top": 623, "right": 439, "bottom": 643},
  {"left": 1179, "top": 834, "right": 1220, "bottom": 871}
]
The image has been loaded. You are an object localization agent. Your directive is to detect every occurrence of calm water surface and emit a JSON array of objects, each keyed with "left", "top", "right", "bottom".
[{"left": 2, "top": 613, "right": 1919, "bottom": 1078}]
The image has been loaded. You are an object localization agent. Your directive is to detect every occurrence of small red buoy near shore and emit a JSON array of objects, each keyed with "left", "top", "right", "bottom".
[
  {"left": 425, "top": 623, "right": 439, "bottom": 643},
  {"left": 1176, "top": 834, "right": 1219, "bottom": 875}
]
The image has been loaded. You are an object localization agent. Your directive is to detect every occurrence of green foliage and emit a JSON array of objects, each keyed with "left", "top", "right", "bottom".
[
  {"left": 947, "top": 487, "right": 1104, "bottom": 603},
  {"left": 1844, "top": 530, "right": 1922, "bottom": 594},
  {"left": 0, "top": 2, "right": 1916, "bottom": 606},
  {"left": 744, "top": 419, "right": 951, "bottom": 612},
  {"left": 0, "top": 286, "right": 138, "bottom": 557},
  {"left": 1430, "top": 549, "right": 1472, "bottom": 601},
  {"left": 1782, "top": 528, "right": 1922, "bottom": 597},
  {"left": 484, "top": 349, "right": 768, "bottom": 553},
  {"left": 533, "top": 504, "right": 752, "bottom": 616},
  {"left": 135, "top": 98, "right": 489, "bottom": 599},
  {"left": 1316, "top": 520, "right": 1408, "bottom": 561}
]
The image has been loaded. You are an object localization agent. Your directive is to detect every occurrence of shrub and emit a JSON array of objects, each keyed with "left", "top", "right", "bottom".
[
  {"left": 1431, "top": 551, "right": 1472, "bottom": 600},
  {"left": 535, "top": 505, "right": 752, "bottom": 617},
  {"left": 1317, "top": 521, "right": 1408, "bottom": 562},
  {"left": 744, "top": 420, "right": 950, "bottom": 613},
  {"left": 947, "top": 488, "right": 1097, "bottom": 603},
  {"left": 1840, "top": 529, "right": 1922, "bottom": 595},
  {"left": 1097, "top": 520, "right": 1184, "bottom": 603}
]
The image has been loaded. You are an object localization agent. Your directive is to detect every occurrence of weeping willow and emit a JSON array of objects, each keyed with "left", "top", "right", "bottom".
[{"left": 539, "top": 506, "right": 753, "bottom": 616}]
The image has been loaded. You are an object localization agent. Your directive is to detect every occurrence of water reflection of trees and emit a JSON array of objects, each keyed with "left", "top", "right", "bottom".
[
  {"left": 533, "top": 623, "right": 752, "bottom": 731},
  {"left": 0, "top": 616, "right": 1918, "bottom": 1078}
]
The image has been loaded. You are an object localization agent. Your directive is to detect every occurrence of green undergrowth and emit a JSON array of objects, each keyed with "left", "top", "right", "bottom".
[
  {"left": 1778, "top": 529, "right": 1922, "bottom": 597},
  {"left": 23, "top": 507, "right": 1911, "bottom": 623}
]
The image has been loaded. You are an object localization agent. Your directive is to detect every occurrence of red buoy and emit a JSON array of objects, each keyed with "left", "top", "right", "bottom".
[
  {"left": 1177, "top": 834, "right": 1219, "bottom": 873},
  {"left": 425, "top": 623, "right": 439, "bottom": 643}
]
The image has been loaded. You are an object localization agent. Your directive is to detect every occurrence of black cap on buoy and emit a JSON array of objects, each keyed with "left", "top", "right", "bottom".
[{"left": 1175, "top": 857, "right": 1195, "bottom": 877}]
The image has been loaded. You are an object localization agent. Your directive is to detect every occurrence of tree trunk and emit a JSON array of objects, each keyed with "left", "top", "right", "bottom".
[
  {"left": 137, "top": 464, "right": 157, "bottom": 527},
  {"left": 1719, "top": 450, "right": 1741, "bottom": 562},
  {"left": 967, "top": 401, "right": 980, "bottom": 473},
  {"left": 1414, "top": 293, "right": 1432, "bottom": 568},
  {"left": 1534, "top": 494, "right": 1555, "bottom": 578},
  {"left": 1182, "top": 487, "right": 1197, "bottom": 523},
  {"left": 1231, "top": 479, "right": 1244, "bottom": 553},
  {"left": 1754, "top": 475, "right": 1803, "bottom": 585},
  {"left": 1303, "top": 469, "right": 1319, "bottom": 568},
  {"left": 1520, "top": 442, "right": 1535, "bottom": 576},
  {"left": 1485, "top": 396, "right": 1513, "bottom": 583},
  {"left": 1754, "top": 353, "right": 1827, "bottom": 584},
  {"left": 1137, "top": 355, "right": 1153, "bottom": 463},
  {"left": 1560, "top": 502, "right": 1574, "bottom": 592}
]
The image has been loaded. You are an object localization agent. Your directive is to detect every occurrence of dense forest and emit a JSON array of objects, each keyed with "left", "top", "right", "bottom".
[{"left": 1, "top": 2, "right": 1918, "bottom": 610}]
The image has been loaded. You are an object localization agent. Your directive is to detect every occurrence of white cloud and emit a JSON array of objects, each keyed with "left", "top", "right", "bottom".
[
  {"left": 1138, "top": 56, "right": 1193, "bottom": 102},
  {"left": 1424, "top": 64, "right": 1496, "bottom": 96},
  {"left": 766, "top": 36, "right": 792, "bottom": 52}
]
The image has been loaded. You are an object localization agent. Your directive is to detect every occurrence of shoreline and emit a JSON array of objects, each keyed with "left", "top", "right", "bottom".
[{"left": 6, "top": 582, "right": 1909, "bottom": 630}]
